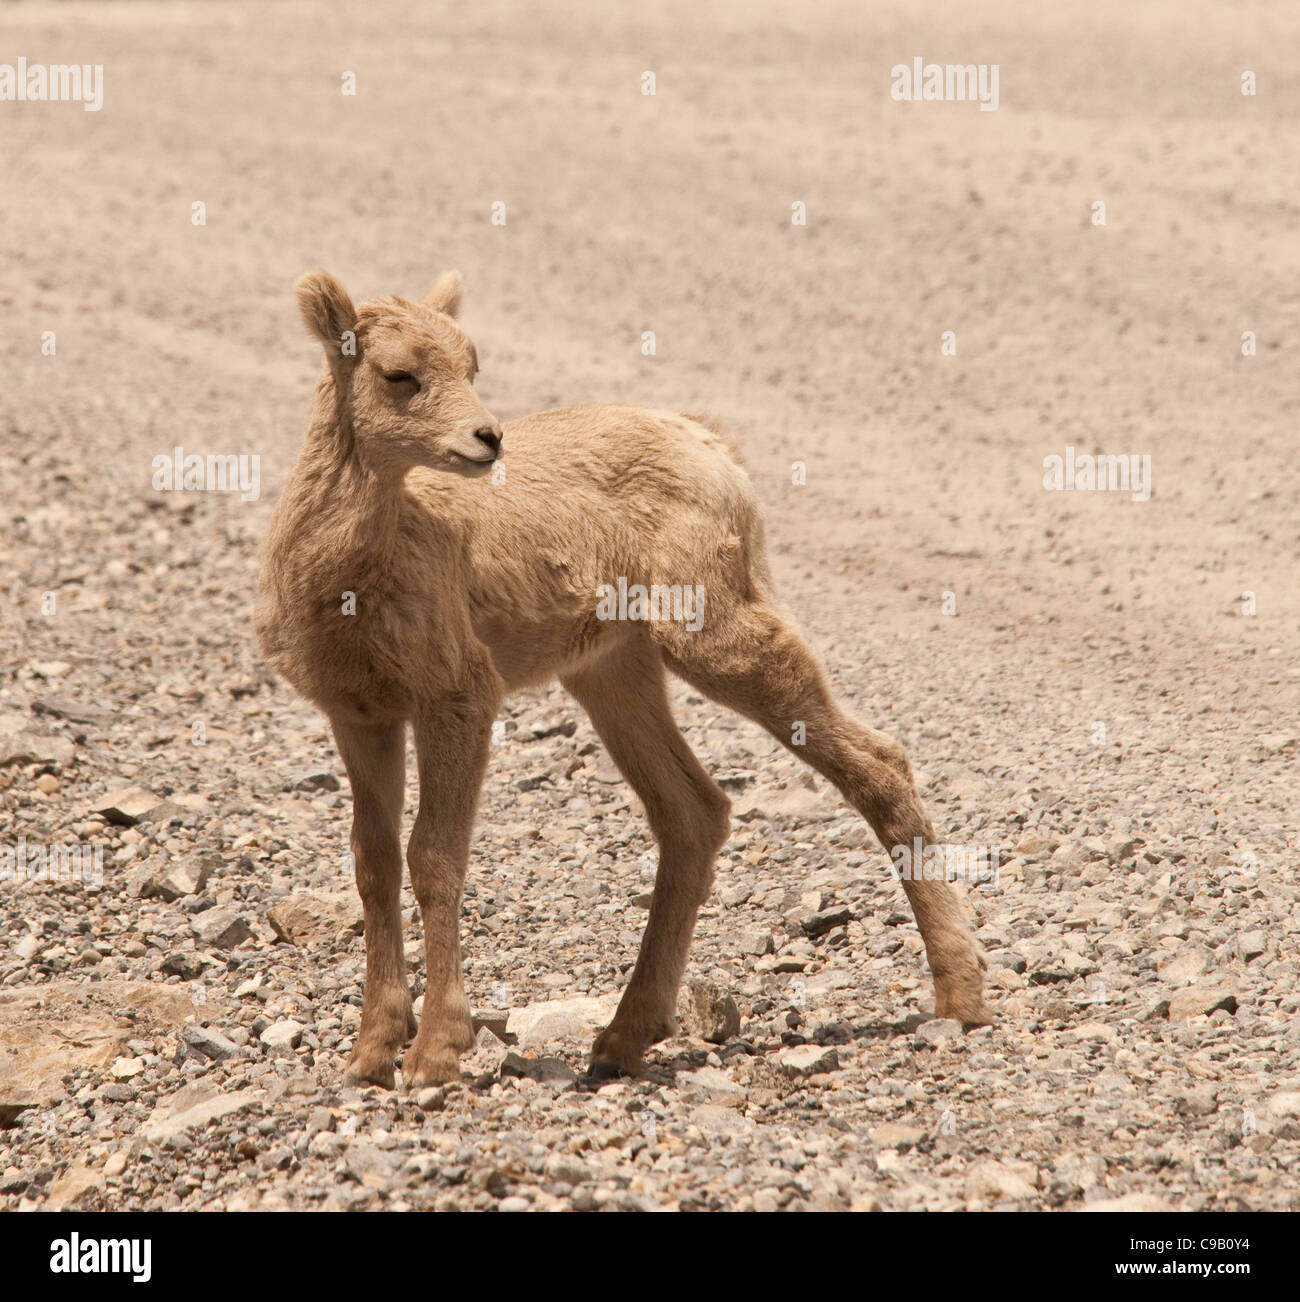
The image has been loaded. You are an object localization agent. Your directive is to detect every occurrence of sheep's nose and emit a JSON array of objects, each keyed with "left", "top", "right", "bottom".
[{"left": 474, "top": 425, "right": 502, "bottom": 457}]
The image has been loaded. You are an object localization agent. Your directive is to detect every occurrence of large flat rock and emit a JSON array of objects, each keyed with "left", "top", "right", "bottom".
[{"left": 0, "top": 981, "right": 206, "bottom": 1123}]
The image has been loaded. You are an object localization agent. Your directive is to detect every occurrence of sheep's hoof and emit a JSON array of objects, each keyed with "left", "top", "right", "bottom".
[
  {"left": 589, "top": 1015, "right": 673, "bottom": 1078},
  {"left": 401, "top": 1047, "right": 463, "bottom": 1090},
  {"left": 934, "top": 985, "right": 996, "bottom": 1027},
  {"left": 586, "top": 1057, "right": 627, "bottom": 1082},
  {"left": 343, "top": 1046, "right": 397, "bottom": 1090}
]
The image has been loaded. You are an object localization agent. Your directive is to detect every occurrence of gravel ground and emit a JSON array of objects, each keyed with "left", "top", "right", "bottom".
[{"left": 1, "top": 0, "right": 1298, "bottom": 1212}]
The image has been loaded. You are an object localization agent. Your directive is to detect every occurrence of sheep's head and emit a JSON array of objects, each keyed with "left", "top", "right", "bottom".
[{"left": 295, "top": 269, "right": 502, "bottom": 478}]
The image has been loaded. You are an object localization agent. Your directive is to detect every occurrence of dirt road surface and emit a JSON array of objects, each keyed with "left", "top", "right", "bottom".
[{"left": 1, "top": 0, "right": 1296, "bottom": 1211}]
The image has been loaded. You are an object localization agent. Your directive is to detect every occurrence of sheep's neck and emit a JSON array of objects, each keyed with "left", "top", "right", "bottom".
[
  {"left": 337, "top": 457, "right": 406, "bottom": 569},
  {"left": 300, "top": 399, "right": 410, "bottom": 578}
]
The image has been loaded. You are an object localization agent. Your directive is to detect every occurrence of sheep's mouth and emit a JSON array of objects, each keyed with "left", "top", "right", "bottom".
[{"left": 447, "top": 450, "right": 497, "bottom": 474}]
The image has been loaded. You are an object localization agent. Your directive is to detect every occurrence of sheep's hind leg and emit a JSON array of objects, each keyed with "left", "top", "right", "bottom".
[
  {"left": 563, "top": 640, "right": 732, "bottom": 1076},
  {"left": 665, "top": 600, "right": 993, "bottom": 1026}
]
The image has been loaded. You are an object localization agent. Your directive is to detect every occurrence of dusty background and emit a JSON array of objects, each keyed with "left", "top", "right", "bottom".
[{"left": 0, "top": 0, "right": 1297, "bottom": 1212}]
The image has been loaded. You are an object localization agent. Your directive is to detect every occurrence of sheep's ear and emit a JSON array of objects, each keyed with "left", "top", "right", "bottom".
[
  {"left": 295, "top": 270, "right": 357, "bottom": 356},
  {"left": 424, "top": 270, "right": 462, "bottom": 318}
]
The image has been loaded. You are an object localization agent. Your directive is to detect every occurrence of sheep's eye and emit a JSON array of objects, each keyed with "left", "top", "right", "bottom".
[{"left": 383, "top": 370, "right": 417, "bottom": 387}]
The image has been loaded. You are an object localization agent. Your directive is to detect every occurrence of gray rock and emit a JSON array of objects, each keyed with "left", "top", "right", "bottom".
[
  {"left": 30, "top": 696, "right": 107, "bottom": 727},
  {"left": 344, "top": 1142, "right": 401, "bottom": 1185},
  {"left": 1014, "top": 831, "right": 1055, "bottom": 856},
  {"left": 506, "top": 995, "right": 619, "bottom": 1049},
  {"left": 159, "top": 952, "right": 205, "bottom": 980},
  {"left": 543, "top": 1152, "right": 590, "bottom": 1187},
  {"left": 870, "top": 1123, "right": 925, "bottom": 1149},
  {"left": 0, "top": 730, "right": 74, "bottom": 768},
  {"left": 295, "top": 771, "right": 341, "bottom": 792},
  {"left": 260, "top": 1020, "right": 304, "bottom": 1051},
  {"left": 191, "top": 908, "right": 253, "bottom": 950},
  {"left": 138, "top": 856, "right": 215, "bottom": 903},
  {"left": 462, "top": 1025, "right": 509, "bottom": 1077},
  {"left": 46, "top": 1163, "right": 105, "bottom": 1210},
  {"left": 777, "top": 1044, "right": 840, "bottom": 1077},
  {"left": 1266, "top": 1092, "right": 1300, "bottom": 1121},
  {"left": 987, "top": 950, "right": 1027, "bottom": 974},
  {"left": 1167, "top": 983, "right": 1239, "bottom": 1021},
  {"left": 1160, "top": 946, "right": 1211, "bottom": 985},
  {"left": 91, "top": 786, "right": 163, "bottom": 825},
  {"left": 965, "top": 1160, "right": 1039, "bottom": 1202},
  {"left": 677, "top": 1066, "right": 747, "bottom": 1106},
  {"left": 267, "top": 892, "right": 362, "bottom": 948},
  {"left": 415, "top": 1087, "right": 446, "bottom": 1112},
  {"left": 915, "top": 1018, "right": 964, "bottom": 1046},
  {"left": 181, "top": 1024, "right": 241, "bottom": 1062},
  {"left": 1173, "top": 1088, "right": 1219, "bottom": 1118},
  {"left": 470, "top": 1012, "right": 510, "bottom": 1042},
  {"left": 802, "top": 906, "right": 852, "bottom": 938},
  {"left": 142, "top": 1090, "right": 263, "bottom": 1143},
  {"left": 500, "top": 1052, "right": 578, "bottom": 1085},
  {"left": 1083, "top": 1194, "right": 1172, "bottom": 1212},
  {"left": 1256, "top": 734, "right": 1296, "bottom": 758},
  {"left": 1238, "top": 932, "right": 1267, "bottom": 962},
  {"left": 677, "top": 978, "right": 740, "bottom": 1044},
  {"left": 305, "top": 1107, "right": 335, "bottom": 1137}
]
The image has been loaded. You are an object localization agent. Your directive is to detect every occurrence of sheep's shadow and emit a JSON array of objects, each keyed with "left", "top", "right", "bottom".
[{"left": 570, "top": 1010, "right": 934, "bottom": 1091}]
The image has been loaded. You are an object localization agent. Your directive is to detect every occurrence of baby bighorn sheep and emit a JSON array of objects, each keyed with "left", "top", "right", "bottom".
[{"left": 256, "top": 269, "right": 992, "bottom": 1089}]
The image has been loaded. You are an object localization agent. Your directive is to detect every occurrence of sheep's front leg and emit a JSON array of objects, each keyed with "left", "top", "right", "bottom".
[
  {"left": 332, "top": 717, "right": 412, "bottom": 1089},
  {"left": 402, "top": 692, "right": 497, "bottom": 1088}
]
